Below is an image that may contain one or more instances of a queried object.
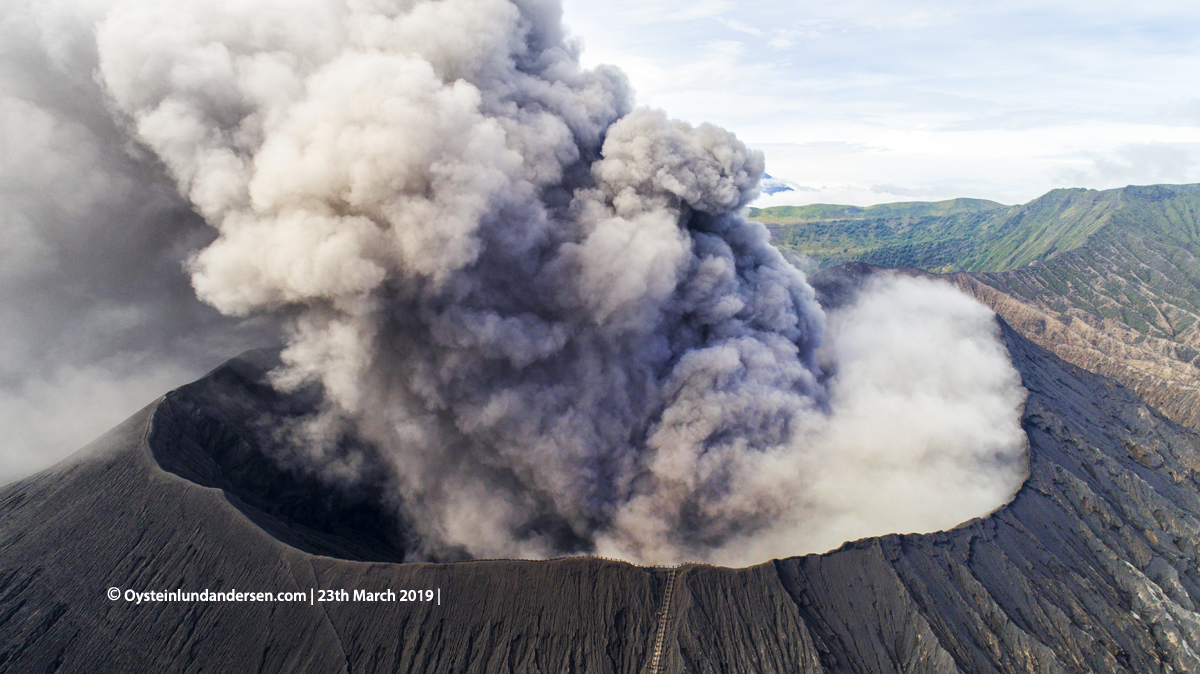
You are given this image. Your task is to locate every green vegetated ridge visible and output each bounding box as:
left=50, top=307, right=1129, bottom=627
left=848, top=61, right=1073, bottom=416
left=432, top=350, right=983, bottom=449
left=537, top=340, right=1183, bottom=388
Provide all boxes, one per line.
left=973, top=185, right=1200, bottom=355
left=752, top=184, right=1200, bottom=274
left=747, top=197, right=1006, bottom=227
left=755, top=181, right=1200, bottom=360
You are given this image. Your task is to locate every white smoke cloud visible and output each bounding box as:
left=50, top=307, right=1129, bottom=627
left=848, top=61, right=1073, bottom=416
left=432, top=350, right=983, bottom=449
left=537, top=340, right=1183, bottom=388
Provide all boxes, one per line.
left=698, top=275, right=1027, bottom=565
left=2, top=0, right=1029, bottom=564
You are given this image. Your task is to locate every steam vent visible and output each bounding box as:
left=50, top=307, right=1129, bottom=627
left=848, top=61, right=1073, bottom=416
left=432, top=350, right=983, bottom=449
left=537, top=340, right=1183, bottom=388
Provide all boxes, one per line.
left=4, top=287, right=1200, bottom=672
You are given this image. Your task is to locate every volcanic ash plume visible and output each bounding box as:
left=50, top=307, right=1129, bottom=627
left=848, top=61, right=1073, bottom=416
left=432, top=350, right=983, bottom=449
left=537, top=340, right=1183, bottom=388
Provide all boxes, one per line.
left=73, top=0, right=1028, bottom=563
left=0, top=0, right=276, bottom=482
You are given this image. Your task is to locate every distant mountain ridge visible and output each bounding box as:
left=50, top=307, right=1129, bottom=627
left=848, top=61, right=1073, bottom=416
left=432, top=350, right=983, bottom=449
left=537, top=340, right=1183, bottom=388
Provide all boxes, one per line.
left=759, top=173, right=796, bottom=195
left=756, top=183, right=1200, bottom=432
left=753, top=184, right=1200, bottom=273
left=749, top=197, right=1005, bottom=226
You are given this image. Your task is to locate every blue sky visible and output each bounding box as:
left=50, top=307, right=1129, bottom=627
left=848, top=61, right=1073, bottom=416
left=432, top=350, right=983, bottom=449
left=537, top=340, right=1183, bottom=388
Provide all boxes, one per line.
left=561, top=0, right=1200, bottom=206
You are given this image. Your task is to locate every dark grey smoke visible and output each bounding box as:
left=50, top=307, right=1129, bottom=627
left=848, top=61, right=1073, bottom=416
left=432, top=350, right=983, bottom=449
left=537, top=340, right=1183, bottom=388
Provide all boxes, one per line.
left=1, top=0, right=1028, bottom=564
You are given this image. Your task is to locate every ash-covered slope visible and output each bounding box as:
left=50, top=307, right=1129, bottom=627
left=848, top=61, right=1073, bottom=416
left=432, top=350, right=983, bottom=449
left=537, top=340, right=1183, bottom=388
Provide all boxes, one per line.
left=3, top=321, right=1200, bottom=673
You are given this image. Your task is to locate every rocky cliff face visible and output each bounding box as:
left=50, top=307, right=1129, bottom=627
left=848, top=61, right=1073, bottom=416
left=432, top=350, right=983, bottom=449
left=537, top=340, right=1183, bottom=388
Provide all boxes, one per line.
left=948, top=271, right=1200, bottom=434
left=3, top=320, right=1200, bottom=673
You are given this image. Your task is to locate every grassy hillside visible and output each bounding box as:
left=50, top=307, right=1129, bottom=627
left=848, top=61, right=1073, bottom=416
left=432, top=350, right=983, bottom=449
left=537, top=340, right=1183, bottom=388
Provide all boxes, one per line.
left=758, top=204, right=999, bottom=272
left=970, top=189, right=1200, bottom=346
left=754, top=184, right=1200, bottom=273
left=761, top=183, right=1200, bottom=431
left=747, top=197, right=1005, bottom=224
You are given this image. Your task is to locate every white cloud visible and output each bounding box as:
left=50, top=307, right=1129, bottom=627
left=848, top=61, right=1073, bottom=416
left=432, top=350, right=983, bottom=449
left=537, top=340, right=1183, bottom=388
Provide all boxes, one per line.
left=1058, top=142, right=1200, bottom=188
left=718, top=17, right=764, bottom=36
left=563, top=0, right=1200, bottom=206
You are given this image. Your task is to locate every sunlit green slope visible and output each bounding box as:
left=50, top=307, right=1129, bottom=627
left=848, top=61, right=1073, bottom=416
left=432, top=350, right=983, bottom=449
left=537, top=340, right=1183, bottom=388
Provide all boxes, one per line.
left=755, top=183, right=1200, bottom=430
left=752, top=184, right=1200, bottom=274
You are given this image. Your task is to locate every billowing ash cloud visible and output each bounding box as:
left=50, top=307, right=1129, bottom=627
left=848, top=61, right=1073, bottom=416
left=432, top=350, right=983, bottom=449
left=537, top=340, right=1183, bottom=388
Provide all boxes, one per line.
left=2, top=0, right=1028, bottom=564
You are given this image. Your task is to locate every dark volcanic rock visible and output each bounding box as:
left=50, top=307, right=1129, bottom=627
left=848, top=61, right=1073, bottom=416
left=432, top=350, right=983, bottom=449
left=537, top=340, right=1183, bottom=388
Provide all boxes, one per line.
left=148, top=349, right=410, bottom=563
left=4, top=323, right=1200, bottom=673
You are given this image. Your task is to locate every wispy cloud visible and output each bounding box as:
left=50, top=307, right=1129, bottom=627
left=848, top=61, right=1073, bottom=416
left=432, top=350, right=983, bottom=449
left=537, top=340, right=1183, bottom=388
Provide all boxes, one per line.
left=1057, top=142, right=1200, bottom=187
left=718, top=17, right=764, bottom=36
left=563, top=0, right=1200, bottom=205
